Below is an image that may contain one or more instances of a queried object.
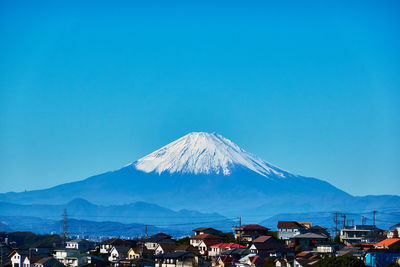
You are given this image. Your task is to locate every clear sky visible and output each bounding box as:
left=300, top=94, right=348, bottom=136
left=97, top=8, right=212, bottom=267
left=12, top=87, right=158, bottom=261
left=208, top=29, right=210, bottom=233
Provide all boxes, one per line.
left=0, top=0, right=399, bottom=196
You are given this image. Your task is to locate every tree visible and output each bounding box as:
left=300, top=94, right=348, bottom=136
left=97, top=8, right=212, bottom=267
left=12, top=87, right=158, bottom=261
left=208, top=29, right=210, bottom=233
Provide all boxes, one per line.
left=393, top=229, right=399, bottom=238
left=176, top=237, right=190, bottom=245
left=313, top=256, right=366, bottom=267
left=221, top=232, right=236, bottom=243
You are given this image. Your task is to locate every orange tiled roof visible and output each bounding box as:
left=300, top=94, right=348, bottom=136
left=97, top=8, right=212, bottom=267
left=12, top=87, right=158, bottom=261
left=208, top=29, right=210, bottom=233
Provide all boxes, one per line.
left=375, top=238, right=400, bottom=247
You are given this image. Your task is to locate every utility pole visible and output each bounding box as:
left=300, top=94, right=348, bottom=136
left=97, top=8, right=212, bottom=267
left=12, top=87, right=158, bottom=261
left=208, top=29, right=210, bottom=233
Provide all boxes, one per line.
left=372, top=211, right=377, bottom=229
left=333, top=212, right=339, bottom=238
left=62, top=209, right=68, bottom=246
left=145, top=225, right=148, bottom=238
left=342, top=214, right=346, bottom=228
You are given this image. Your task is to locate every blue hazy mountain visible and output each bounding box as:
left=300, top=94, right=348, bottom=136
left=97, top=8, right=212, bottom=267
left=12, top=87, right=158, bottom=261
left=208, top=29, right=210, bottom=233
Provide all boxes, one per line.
left=1, top=132, right=399, bottom=219
left=0, top=199, right=234, bottom=233
left=0, top=215, right=184, bottom=237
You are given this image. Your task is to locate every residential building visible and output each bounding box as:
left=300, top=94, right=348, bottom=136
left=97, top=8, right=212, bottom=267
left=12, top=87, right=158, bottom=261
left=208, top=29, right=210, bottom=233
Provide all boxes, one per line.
left=10, top=250, right=48, bottom=267
left=237, top=254, right=264, bottom=267
left=365, top=250, right=400, bottom=267
left=53, top=249, right=88, bottom=267
left=387, top=223, right=400, bottom=238
left=340, top=225, right=377, bottom=246
left=109, top=246, right=132, bottom=263
left=233, top=224, right=270, bottom=243
left=197, top=240, right=220, bottom=256
left=65, top=239, right=93, bottom=252
left=291, top=233, right=328, bottom=251
left=144, top=234, right=174, bottom=251
left=277, top=221, right=305, bottom=240
left=34, top=257, right=64, bottom=267
left=189, top=234, right=222, bottom=248
left=209, top=243, right=246, bottom=258
left=154, top=251, right=197, bottom=267
left=154, top=244, right=176, bottom=255
left=192, top=227, right=222, bottom=236
left=251, top=235, right=278, bottom=244
left=374, top=238, right=400, bottom=249
left=314, top=242, right=344, bottom=254
left=100, top=238, right=136, bottom=254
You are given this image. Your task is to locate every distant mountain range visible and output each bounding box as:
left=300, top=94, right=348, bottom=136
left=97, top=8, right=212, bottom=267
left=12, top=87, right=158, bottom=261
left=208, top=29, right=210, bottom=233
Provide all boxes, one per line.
left=0, top=216, right=182, bottom=238
left=1, top=132, right=399, bottom=235
left=0, top=198, right=234, bottom=234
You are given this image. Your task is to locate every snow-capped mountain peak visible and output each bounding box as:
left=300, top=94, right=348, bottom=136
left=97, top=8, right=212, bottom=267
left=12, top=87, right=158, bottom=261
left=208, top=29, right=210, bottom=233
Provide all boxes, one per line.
left=133, top=132, right=294, bottom=178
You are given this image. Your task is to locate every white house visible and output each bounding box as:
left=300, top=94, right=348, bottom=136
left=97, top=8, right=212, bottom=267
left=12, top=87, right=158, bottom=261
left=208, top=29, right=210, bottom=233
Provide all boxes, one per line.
left=277, top=221, right=305, bottom=240
left=66, top=239, right=93, bottom=252
left=53, top=249, right=87, bottom=267
left=108, top=246, right=131, bottom=263
left=154, top=244, right=177, bottom=255
left=10, top=250, right=45, bottom=267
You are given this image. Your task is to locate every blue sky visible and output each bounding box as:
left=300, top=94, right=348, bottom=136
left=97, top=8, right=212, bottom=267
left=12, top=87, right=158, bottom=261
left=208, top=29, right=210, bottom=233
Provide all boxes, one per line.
left=0, top=0, right=399, bottom=196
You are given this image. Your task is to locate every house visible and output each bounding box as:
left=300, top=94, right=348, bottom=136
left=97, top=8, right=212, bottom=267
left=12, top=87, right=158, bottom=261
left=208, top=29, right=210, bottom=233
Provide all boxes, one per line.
left=9, top=250, right=48, bottom=267
left=154, top=251, right=197, bottom=267
left=277, top=221, right=305, bottom=240
left=154, top=244, right=177, bottom=255
left=192, top=227, right=222, bottom=236
left=374, top=238, right=400, bottom=249
left=335, top=246, right=363, bottom=259
left=100, top=239, right=137, bottom=254
left=144, top=234, right=175, bottom=251
left=198, top=240, right=220, bottom=256
left=387, top=223, right=400, bottom=238
left=127, top=247, right=152, bottom=260
left=298, top=222, right=312, bottom=229
left=291, top=233, right=328, bottom=251
left=189, top=234, right=222, bottom=248
left=220, top=247, right=250, bottom=260
left=53, top=249, right=88, bottom=267
left=233, top=224, right=270, bottom=243
left=238, top=254, right=264, bottom=267
left=65, top=239, right=93, bottom=252
left=293, top=252, right=320, bottom=267
left=209, top=243, right=246, bottom=258
left=174, top=245, right=198, bottom=253
left=274, top=258, right=293, bottom=267
left=118, top=258, right=155, bottom=267
left=249, top=243, right=292, bottom=259
left=307, top=226, right=329, bottom=238
left=213, top=255, right=238, bottom=267
left=251, top=235, right=278, bottom=244
left=365, top=250, right=400, bottom=267
left=314, top=242, right=344, bottom=254
left=34, top=257, right=64, bottom=267
left=340, top=225, right=377, bottom=246
left=109, top=246, right=132, bottom=262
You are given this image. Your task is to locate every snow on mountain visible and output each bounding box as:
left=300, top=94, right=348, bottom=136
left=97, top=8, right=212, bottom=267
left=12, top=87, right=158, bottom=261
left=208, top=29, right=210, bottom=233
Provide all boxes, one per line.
left=134, top=132, right=295, bottom=178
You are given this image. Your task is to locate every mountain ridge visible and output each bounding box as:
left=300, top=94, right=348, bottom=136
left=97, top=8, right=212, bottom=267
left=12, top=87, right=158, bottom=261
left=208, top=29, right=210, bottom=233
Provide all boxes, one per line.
left=0, top=132, right=399, bottom=220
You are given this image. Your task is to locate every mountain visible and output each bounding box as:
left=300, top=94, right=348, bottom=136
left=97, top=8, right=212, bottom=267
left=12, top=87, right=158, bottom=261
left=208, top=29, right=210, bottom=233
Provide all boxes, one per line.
left=0, top=198, right=234, bottom=233
left=0, top=216, right=182, bottom=238
left=1, top=132, right=399, bottom=219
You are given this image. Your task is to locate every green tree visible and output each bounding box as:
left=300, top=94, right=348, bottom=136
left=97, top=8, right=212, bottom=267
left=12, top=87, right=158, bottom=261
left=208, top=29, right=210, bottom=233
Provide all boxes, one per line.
left=334, top=234, right=341, bottom=243
left=393, top=229, right=399, bottom=238
left=221, top=232, right=236, bottom=243
left=176, top=237, right=190, bottom=245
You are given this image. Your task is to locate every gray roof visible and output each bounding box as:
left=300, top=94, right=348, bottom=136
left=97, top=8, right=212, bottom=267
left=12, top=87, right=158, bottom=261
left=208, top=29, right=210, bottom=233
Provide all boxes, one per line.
left=294, top=232, right=327, bottom=239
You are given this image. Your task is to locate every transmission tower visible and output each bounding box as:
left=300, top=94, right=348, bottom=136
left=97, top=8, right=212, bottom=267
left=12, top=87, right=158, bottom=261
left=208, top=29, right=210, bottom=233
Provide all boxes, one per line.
left=62, top=209, right=68, bottom=245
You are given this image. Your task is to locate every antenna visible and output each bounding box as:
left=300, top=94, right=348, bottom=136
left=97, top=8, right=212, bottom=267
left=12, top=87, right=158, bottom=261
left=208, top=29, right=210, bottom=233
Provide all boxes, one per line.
left=62, top=209, right=68, bottom=245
